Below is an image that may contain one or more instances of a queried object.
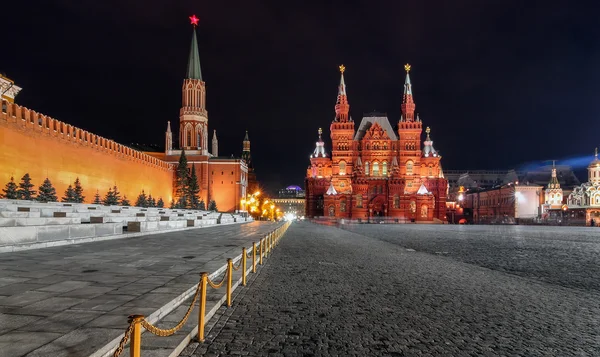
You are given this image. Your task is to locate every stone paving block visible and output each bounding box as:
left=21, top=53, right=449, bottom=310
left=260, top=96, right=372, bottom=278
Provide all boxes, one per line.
left=0, top=277, right=30, bottom=287
left=0, top=290, right=56, bottom=307
left=37, top=280, right=91, bottom=293
left=17, top=310, right=103, bottom=333
left=25, top=327, right=123, bottom=357
left=0, top=330, right=62, bottom=356
left=18, top=297, right=87, bottom=317
left=0, top=282, right=47, bottom=296
left=0, top=313, right=42, bottom=334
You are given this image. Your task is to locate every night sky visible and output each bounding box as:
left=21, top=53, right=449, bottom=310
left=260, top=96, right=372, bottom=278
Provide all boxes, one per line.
left=4, top=1, right=600, bottom=194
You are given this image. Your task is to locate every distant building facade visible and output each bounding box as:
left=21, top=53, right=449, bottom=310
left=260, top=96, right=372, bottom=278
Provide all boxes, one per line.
left=272, top=185, right=306, bottom=217
left=305, top=65, right=447, bottom=222
left=566, top=149, right=600, bottom=225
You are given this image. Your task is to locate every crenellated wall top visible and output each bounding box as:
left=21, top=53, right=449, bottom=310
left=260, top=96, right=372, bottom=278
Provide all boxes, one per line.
left=0, top=100, right=174, bottom=172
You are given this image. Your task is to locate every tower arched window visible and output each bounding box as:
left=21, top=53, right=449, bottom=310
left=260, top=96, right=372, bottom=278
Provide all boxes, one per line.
left=372, top=162, right=379, bottom=176
left=428, top=166, right=433, bottom=177
left=187, top=131, right=192, bottom=147
left=382, top=162, right=388, bottom=176
left=393, top=195, right=400, bottom=208
left=356, top=194, right=363, bottom=207
left=365, top=162, right=370, bottom=176
left=406, top=160, right=414, bottom=175
left=339, top=161, right=346, bottom=175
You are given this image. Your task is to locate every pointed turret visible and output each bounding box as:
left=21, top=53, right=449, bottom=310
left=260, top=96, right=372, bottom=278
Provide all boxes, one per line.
left=546, top=160, right=564, bottom=207
left=588, top=148, right=600, bottom=185
left=212, top=130, right=218, bottom=157
left=401, top=63, right=416, bottom=122
left=311, top=128, right=327, bottom=158
left=548, top=161, right=560, bottom=189
left=422, top=127, right=438, bottom=157
left=186, top=20, right=203, bottom=80
left=165, top=121, right=173, bottom=153
left=334, top=65, right=350, bottom=122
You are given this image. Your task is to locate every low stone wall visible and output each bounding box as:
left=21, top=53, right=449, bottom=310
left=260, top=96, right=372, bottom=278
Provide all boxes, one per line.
left=0, top=222, right=122, bottom=251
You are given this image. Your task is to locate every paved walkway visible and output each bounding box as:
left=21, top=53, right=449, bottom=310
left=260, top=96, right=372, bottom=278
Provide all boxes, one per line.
left=0, top=221, right=278, bottom=357
left=184, top=222, right=600, bottom=356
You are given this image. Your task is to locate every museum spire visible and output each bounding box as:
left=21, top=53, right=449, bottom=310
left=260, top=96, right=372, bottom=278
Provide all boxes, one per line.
left=186, top=15, right=203, bottom=80
left=401, top=64, right=416, bottom=122
left=335, top=65, right=350, bottom=122
left=422, top=127, right=438, bottom=158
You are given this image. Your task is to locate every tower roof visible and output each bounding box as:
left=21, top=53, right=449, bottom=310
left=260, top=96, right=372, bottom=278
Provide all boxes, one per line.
left=212, top=130, right=218, bottom=141
left=548, top=160, right=560, bottom=188
left=589, top=148, right=600, bottom=169
left=403, top=63, right=413, bottom=96
left=338, top=65, right=347, bottom=96
left=244, top=130, right=249, bottom=142
left=311, top=128, right=327, bottom=158
left=186, top=26, right=203, bottom=80
left=422, top=127, right=438, bottom=157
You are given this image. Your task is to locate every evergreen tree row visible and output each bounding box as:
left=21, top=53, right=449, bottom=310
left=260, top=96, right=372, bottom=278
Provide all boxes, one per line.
left=173, top=150, right=218, bottom=211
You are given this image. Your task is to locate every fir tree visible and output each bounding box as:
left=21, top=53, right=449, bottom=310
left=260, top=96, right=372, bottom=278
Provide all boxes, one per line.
left=37, top=177, right=58, bottom=202
left=1, top=176, right=19, bottom=199
left=147, top=194, right=156, bottom=208
left=187, top=164, right=200, bottom=209
left=169, top=200, right=175, bottom=209
left=62, top=185, right=76, bottom=203
left=103, top=187, right=114, bottom=205
left=17, top=173, right=36, bottom=200
left=93, top=190, right=102, bottom=204
left=120, top=195, right=130, bottom=206
left=157, top=197, right=164, bottom=208
left=135, top=190, right=148, bottom=207
left=208, top=199, right=217, bottom=212
left=112, top=185, right=121, bottom=204
left=74, top=177, right=85, bottom=203
left=176, top=150, right=188, bottom=208
left=199, top=199, right=206, bottom=211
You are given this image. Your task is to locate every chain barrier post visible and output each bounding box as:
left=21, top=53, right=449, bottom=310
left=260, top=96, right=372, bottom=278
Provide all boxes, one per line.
left=242, top=247, right=247, bottom=286
left=128, top=314, right=144, bottom=357
left=198, top=272, right=208, bottom=342
left=226, top=258, right=233, bottom=307
left=252, top=242, right=257, bottom=273
left=259, top=238, right=264, bottom=265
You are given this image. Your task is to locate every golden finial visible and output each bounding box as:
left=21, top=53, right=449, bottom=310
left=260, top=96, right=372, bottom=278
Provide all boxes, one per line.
left=404, top=63, right=411, bottom=73
left=339, top=64, right=345, bottom=74
left=426, top=126, right=430, bottom=134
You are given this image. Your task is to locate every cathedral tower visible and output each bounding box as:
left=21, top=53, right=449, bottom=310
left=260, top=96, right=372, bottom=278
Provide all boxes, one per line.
left=545, top=160, right=563, bottom=208
left=179, top=16, right=209, bottom=154
left=330, top=65, right=355, bottom=184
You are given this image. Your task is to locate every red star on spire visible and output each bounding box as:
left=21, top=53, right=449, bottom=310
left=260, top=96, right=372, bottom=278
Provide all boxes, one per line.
left=189, top=15, right=199, bottom=26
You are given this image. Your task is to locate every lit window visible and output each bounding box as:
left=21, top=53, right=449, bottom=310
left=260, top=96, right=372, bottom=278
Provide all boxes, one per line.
left=373, top=162, right=379, bottom=176
left=356, top=195, right=363, bottom=207
left=339, top=161, right=346, bottom=175
left=365, top=162, right=370, bottom=176
left=382, top=162, right=387, bottom=176
left=406, top=160, right=414, bottom=175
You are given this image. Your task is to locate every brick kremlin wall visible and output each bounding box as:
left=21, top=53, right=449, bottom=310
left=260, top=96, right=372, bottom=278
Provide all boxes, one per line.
left=0, top=100, right=174, bottom=203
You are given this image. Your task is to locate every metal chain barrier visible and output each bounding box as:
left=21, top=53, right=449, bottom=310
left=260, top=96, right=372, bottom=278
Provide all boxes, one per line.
left=112, top=221, right=292, bottom=357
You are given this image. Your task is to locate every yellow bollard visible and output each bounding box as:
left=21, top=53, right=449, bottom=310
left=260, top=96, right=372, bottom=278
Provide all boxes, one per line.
left=252, top=242, right=257, bottom=273
left=198, top=272, right=208, bottom=342
left=259, top=239, right=264, bottom=265
left=242, top=247, right=247, bottom=286
left=128, top=314, right=144, bottom=357
left=226, top=258, right=233, bottom=307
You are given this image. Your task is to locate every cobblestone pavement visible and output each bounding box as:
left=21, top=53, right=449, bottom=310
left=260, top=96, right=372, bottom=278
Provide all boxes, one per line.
left=342, top=224, right=600, bottom=293
left=186, top=222, right=600, bottom=357
left=0, top=221, right=277, bottom=357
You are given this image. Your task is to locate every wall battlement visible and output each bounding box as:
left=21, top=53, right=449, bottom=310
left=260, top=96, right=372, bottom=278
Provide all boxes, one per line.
left=1, top=100, right=173, bottom=172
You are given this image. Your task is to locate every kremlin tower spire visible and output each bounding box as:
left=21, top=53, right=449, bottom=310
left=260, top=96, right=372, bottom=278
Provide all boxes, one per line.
left=165, top=121, right=173, bottom=153
left=335, top=65, right=350, bottom=123
left=212, top=130, right=218, bottom=157
left=401, top=64, right=416, bottom=122
left=179, top=15, right=208, bottom=154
